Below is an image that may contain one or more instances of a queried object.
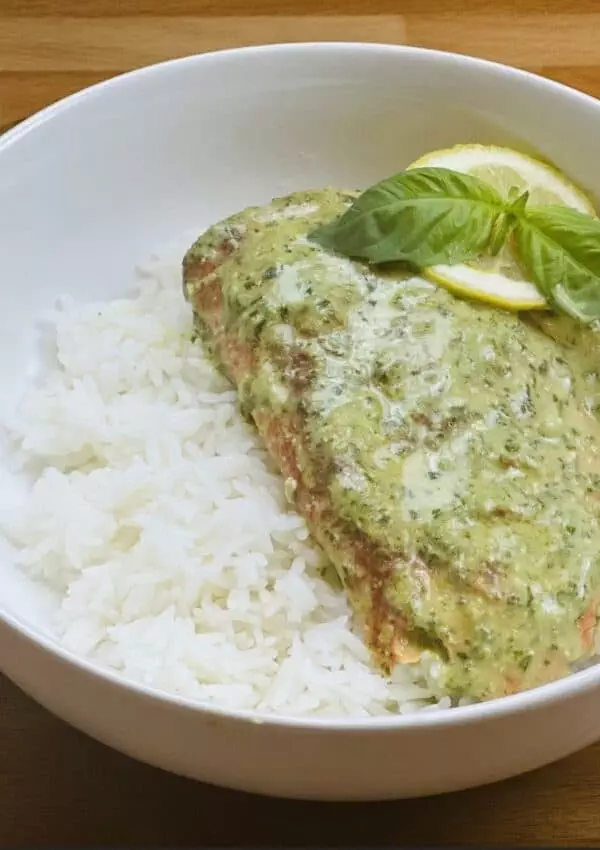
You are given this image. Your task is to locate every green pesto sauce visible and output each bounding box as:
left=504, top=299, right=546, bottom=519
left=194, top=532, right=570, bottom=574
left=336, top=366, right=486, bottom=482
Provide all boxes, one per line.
left=185, top=189, right=600, bottom=701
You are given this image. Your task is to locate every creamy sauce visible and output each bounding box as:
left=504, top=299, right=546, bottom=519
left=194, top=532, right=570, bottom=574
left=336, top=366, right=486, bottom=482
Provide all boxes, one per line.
left=184, top=189, right=600, bottom=700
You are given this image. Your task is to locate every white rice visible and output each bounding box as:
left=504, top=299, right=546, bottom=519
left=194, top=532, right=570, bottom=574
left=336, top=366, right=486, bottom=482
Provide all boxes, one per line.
left=1, top=235, right=450, bottom=718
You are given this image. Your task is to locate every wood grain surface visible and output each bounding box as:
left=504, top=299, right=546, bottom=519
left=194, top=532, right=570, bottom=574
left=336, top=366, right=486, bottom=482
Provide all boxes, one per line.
left=4, top=0, right=600, bottom=845
left=3, top=0, right=600, bottom=127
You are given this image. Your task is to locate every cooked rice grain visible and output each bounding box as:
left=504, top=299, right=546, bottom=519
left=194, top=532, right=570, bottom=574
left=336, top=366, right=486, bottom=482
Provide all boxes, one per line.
left=1, top=236, right=446, bottom=717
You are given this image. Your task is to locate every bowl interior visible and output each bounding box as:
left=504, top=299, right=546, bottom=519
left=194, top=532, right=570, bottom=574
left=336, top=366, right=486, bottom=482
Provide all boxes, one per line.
left=2, top=42, right=600, bottom=642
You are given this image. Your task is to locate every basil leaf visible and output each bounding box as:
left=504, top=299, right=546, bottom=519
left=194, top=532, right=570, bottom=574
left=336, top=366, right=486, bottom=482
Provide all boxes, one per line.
left=514, top=206, right=600, bottom=323
left=310, top=167, right=508, bottom=266
left=489, top=211, right=514, bottom=256
left=507, top=190, right=529, bottom=216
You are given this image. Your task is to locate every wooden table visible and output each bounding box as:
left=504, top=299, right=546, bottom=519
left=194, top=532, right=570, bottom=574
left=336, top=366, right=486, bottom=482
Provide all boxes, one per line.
left=3, top=0, right=600, bottom=844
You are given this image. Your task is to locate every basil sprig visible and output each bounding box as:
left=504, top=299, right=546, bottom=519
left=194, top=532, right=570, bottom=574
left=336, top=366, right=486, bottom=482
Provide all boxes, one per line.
left=310, top=167, right=600, bottom=323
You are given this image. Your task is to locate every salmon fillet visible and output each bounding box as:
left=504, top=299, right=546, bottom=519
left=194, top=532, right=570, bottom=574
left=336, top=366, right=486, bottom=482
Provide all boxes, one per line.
left=183, top=188, right=600, bottom=701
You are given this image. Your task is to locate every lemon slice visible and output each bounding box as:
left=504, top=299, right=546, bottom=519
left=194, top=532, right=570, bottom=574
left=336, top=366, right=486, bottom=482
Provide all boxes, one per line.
left=407, top=144, right=596, bottom=311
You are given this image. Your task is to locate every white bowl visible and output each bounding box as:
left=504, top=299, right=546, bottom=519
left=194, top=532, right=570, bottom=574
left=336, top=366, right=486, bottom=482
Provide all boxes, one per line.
left=2, top=43, right=600, bottom=802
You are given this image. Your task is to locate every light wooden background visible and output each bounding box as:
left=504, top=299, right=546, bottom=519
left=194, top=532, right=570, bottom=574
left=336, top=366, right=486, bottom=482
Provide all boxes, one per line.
left=3, top=0, right=600, bottom=845
left=2, top=0, right=600, bottom=127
